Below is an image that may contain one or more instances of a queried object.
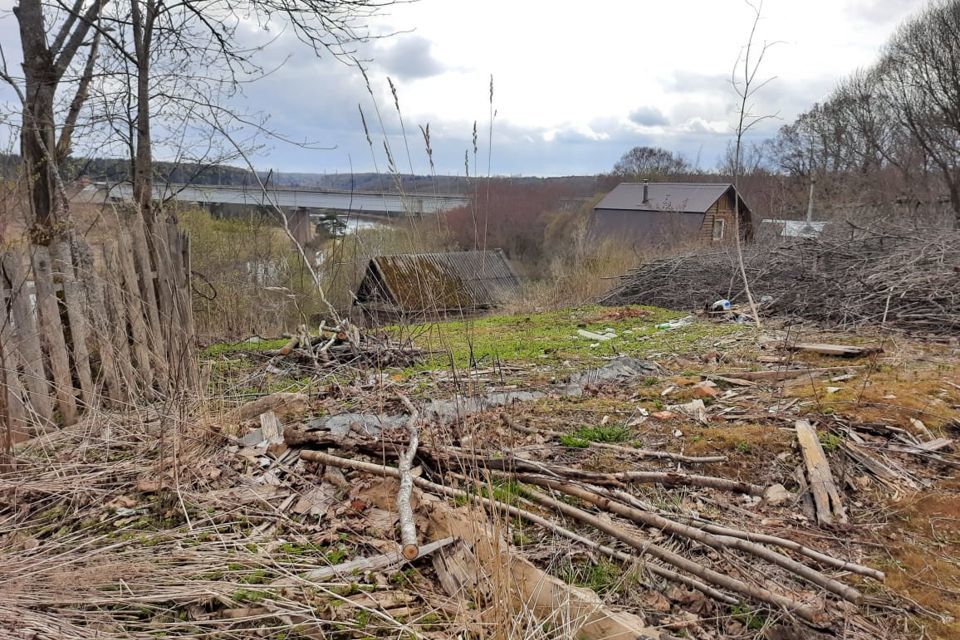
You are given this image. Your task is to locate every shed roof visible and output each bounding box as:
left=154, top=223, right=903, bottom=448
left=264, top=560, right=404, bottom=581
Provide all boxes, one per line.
left=358, top=249, right=520, bottom=313
left=595, top=182, right=736, bottom=214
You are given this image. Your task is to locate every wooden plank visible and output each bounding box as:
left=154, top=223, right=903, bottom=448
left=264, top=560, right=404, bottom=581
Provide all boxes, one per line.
left=86, top=264, right=124, bottom=404
left=72, top=238, right=123, bottom=405
left=126, top=215, right=166, bottom=385
left=150, top=225, right=177, bottom=387
left=431, top=538, right=480, bottom=598
left=31, top=245, right=78, bottom=425
left=0, top=277, right=28, bottom=443
left=164, top=223, right=193, bottom=388
left=914, top=437, right=953, bottom=452
left=718, top=366, right=862, bottom=382
left=101, top=243, right=139, bottom=397
left=787, top=343, right=882, bottom=358
left=180, top=231, right=198, bottom=389
left=795, top=420, right=847, bottom=526
left=1, top=248, right=54, bottom=424
left=115, top=231, right=155, bottom=390
left=841, top=442, right=920, bottom=490
left=49, top=239, right=94, bottom=407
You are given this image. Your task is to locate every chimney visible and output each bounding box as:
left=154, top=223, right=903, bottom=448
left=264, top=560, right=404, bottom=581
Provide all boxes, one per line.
left=642, top=179, right=649, bottom=204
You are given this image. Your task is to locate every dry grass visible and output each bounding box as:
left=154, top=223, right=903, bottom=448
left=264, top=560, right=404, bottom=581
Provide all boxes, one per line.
left=4, top=307, right=960, bottom=639
left=0, top=406, right=436, bottom=639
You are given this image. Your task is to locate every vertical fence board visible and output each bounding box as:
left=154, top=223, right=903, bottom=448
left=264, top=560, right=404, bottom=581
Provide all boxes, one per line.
left=148, top=223, right=176, bottom=387
left=1, top=218, right=196, bottom=428
left=101, top=244, right=138, bottom=396
left=0, top=275, right=28, bottom=443
left=74, top=238, right=124, bottom=406
left=166, top=224, right=197, bottom=390
left=127, top=215, right=167, bottom=386
left=0, top=248, right=53, bottom=424
left=180, top=231, right=198, bottom=389
left=116, top=231, right=155, bottom=390
left=50, top=240, right=95, bottom=406
left=31, top=245, right=78, bottom=425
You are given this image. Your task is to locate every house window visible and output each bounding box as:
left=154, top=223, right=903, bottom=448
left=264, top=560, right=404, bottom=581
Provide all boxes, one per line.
left=712, top=219, right=725, bottom=241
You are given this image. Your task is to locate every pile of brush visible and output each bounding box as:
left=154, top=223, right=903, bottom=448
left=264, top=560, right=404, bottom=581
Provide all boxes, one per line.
left=265, top=321, right=422, bottom=374
left=601, top=224, right=960, bottom=336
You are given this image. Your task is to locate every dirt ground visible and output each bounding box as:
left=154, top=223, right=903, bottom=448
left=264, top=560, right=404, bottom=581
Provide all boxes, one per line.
left=2, top=307, right=958, bottom=639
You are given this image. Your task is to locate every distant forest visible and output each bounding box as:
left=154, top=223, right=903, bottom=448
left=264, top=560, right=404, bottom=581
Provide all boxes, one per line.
left=0, top=153, right=609, bottom=196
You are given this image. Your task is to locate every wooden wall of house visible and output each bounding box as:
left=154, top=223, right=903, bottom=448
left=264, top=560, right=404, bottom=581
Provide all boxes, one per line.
left=698, top=191, right=737, bottom=245
left=591, top=209, right=704, bottom=249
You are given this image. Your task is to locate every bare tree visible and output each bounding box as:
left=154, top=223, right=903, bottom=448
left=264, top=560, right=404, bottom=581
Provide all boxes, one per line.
left=5, top=0, right=392, bottom=237
left=730, top=0, right=778, bottom=328
left=1, top=0, right=106, bottom=237
left=772, top=0, right=960, bottom=227
left=882, top=0, right=960, bottom=227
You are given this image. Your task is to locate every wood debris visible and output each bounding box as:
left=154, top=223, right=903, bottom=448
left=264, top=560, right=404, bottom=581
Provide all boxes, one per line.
left=601, top=225, right=960, bottom=336
left=786, top=342, right=883, bottom=357
left=795, top=420, right=848, bottom=526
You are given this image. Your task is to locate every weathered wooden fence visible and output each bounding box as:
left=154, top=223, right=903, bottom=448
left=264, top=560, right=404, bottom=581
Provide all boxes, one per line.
left=0, top=218, right=196, bottom=445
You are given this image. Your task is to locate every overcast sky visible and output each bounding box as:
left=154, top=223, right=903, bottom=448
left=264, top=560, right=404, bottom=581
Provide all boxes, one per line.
left=0, top=0, right=928, bottom=176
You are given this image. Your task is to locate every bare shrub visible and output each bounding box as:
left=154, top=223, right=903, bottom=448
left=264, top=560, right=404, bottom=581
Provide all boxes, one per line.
left=444, top=179, right=569, bottom=263
left=180, top=208, right=311, bottom=339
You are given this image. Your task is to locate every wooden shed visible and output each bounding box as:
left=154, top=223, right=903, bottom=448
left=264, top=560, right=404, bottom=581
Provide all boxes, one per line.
left=353, top=249, right=521, bottom=324
left=592, top=182, right=753, bottom=249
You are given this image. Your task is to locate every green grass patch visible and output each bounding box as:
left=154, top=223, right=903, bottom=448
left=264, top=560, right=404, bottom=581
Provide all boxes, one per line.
left=560, top=424, right=632, bottom=447
left=202, top=337, right=290, bottom=358
left=232, top=588, right=268, bottom=603
left=391, top=306, right=746, bottom=379
left=571, top=425, right=631, bottom=443
left=452, top=479, right=526, bottom=505
left=732, top=603, right=767, bottom=630
left=559, top=434, right=590, bottom=448
left=562, top=560, right=624, bottom=596
left=819, top=431, right=843, bottom=452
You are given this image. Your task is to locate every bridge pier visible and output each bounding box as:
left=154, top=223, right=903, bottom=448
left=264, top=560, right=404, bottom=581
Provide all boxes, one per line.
left=290, top=208, right=315, bottom=245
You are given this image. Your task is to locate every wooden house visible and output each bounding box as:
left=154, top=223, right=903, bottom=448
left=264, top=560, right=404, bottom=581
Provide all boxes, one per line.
left=592, top=182, right=754, bottom=248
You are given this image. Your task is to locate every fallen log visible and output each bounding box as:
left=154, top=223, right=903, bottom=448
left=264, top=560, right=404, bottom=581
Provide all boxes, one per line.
left=282, top=425, right=353, bottom=448
left=651, top=506, right=884, bottom=581
left=396, top=395, right=421, bottom=560
left=605, top=488, right=881, bottom=579
left=562, top=468, right=766, bottom=496
left=425, top=449, right=765, bottom=495
left=442, top=471, right=739, bottom=605
left=229, top=392, right=310, bottom=422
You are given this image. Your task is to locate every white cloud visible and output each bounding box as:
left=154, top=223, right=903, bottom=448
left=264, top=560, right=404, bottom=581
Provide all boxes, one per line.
left=373, top=35, right=446, bottom=80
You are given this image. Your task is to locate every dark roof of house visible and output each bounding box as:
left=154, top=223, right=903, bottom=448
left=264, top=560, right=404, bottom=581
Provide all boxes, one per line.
left=357, top=249, right=520, bottom=312
left=595, top=182, right=737, bottom=214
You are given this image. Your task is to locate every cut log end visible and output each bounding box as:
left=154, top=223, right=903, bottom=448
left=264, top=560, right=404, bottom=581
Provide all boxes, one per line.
left=401, top=543, right=419, bottom=561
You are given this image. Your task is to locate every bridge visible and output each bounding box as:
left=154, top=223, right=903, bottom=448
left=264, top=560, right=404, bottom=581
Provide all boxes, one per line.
left=82, top=182, right=471, bottom=217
